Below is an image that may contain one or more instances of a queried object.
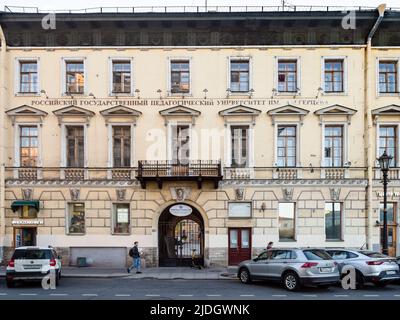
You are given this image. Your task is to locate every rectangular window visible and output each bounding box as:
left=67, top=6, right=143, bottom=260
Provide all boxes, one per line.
left=277, top=126, right=296, bottom=167
left=68, top=203, right=85, bottom=234
left=228, top=202, right=252, bottom=218
left=324, top=59, right=344, bottom=93
left=379, top=202, right=395, bottom=223
left=325, top=202, right=342, bottom=241
left=171, top=125, right=190, bottom=164
left=19, top=61, right=38, bottom=93
left=279, top=203, right=295, bottom=241
left=112, top=60, right=131, bottom=94
left=324, top=126, right=343, bottom=167
left=113, top=203, right=130, bottom=234
left=113, top=126, right=131, bottom=167
left=18, top=205, right=38, bottom=219
left=65, top=60, right=84, bottom=94
left=231, top=125, right=249, bottom=168
left=379, top=61, right=398, bottom=93
left=379, top=126, right=397, bottom=167
left=170, top=60, right=190, bottom=94
left=230, top=60, right=249, bottom=93
left=278, top=60, right=297, bottom=92
left=20, top=126, right=38, bottom=167
left=66, top=126, right=84, bottom=167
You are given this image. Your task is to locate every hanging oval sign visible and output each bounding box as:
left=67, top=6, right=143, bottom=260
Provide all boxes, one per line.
left=169, top=204, right=192, bottom=217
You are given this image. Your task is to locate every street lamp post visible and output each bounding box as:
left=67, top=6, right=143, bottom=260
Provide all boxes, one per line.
left=378, top=151, right=392, bottom=256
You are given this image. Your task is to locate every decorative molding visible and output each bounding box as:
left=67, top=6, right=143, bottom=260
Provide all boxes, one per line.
left=314, top=104, right=357, bottom=125
left=53, top=105, right=95, bottom=125
left=282, top=187, right=294, bottom=201
left=69, top=188, right=80, bottom=201
left=159, top=105, right=201, bottom=126
left=234, top=187, right=245, bottom=200
left=372, top=104, right=400, bottom=125
left=6, top=105, right=48, bottom=125
left=170, top=187, right=191, bottom=202
left=100, top=105, right=142, bottom=125
left=21, top=188, right=33, bottom=200
left=267, top=104, right=309, bottom=125
left=6, top=179, right=141, bottom=187
left=329, top=187, right=341, bottom=201
left=116, top=189, right=127, bottom=201
left=219, top=105, right=261, bottom=126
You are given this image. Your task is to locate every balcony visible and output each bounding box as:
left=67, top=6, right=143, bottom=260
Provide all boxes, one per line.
left=136, top=160, right=222, bottom=189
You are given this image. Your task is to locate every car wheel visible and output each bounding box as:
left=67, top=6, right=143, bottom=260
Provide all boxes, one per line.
left=6, top=280, right=15, bottom=288
left=356, top=271, right=365, bottom=289
left=373, top=281, right=388, bottom=288
left=239, top=268, right=252, bottom=284
left=283, top=272, right=301, bottom=291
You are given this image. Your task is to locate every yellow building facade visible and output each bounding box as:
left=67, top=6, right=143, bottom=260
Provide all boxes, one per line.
left=0, top=6, right=399, bottom=267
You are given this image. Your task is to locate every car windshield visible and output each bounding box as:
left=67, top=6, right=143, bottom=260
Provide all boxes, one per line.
left=12, top=249, right=53, bottom=260
left=360, top=251, right=387, bottom=258
left=303, top=249, right=332, bottom=260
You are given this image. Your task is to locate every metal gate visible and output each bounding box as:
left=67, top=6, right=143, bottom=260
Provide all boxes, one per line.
left=159, top=218, right=204, bottom=267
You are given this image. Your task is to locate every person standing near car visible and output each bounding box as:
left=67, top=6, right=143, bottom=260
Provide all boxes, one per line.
left=266, top=241, right=273, bottom=250
left=127, top=241, right=142, bottom=274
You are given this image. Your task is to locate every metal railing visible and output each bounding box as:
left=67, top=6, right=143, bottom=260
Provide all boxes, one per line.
left=3, top=5, right=400, bottom=14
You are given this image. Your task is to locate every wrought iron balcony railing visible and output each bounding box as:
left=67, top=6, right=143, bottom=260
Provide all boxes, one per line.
left=136, top=160, right=222, bottom=189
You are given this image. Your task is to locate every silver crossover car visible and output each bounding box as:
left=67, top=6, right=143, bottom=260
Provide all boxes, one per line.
left=237, top=248, right=340, bottom=291
left=326, top=249, right=400, bottom=288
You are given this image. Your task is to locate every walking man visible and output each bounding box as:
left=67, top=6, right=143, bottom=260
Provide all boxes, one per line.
left=127, top=241, right=142, bottom=274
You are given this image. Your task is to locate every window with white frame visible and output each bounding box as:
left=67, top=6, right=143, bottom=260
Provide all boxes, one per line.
left=19, top=125, right=38, bottom=167
left=68, top=202, right=85, bottom=234
left=64, top=60, right=85, bottom=94
left=379, top=60, right=398, bottom=94
left=378, top=125, right=397, bottom=167
left=324, top=125, right=343, bottom=167
left=230, top=59, right=250, bottom=93
left=278, top=59, right=298, bottom=93
left=113, top=203, right=130, bottom=234
left=170, top=60, right=190, bottom=94
left=66, top=126, right=85, bottom=167
left=17, top=59, right=39, bottom=94
left=277, top=125, right=296, bottom=167
left=278, top=202, right=295, bottom=241
left=325, top=202, right=342, bottom=241
left=231, top=125, right=249, bottom=168
left=111, top=60, right=132, bottom=94
left=113, top=126, right=131, bottom=167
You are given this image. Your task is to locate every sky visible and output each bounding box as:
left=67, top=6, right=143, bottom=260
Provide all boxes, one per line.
left=0, top=0, right=399, bottom=11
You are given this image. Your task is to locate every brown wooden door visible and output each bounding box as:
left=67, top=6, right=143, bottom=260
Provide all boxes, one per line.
left=381, top=225, right=397, bottom=257
left=228, top=228, right=251, bottom=265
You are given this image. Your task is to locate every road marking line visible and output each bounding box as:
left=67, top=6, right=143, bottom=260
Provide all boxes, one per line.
left=302, top=295, right=317, bottom=297
left=394, top=295, right=400, bottom=297
left=207, top=294, right=222, bottom=297
left=334, top=295, right=349, bottom=297
left=146, top=294, right=160, bottom=297
left=0, top=293, right=7, bottom=296
left=115, top=294, right=131, bottom=297
left=19, top=293, right=37, bottom=296
left=82, top=294, right=98, bottom=296
left=364, top=295, right=379, bottom=297
left=240, top=294, right=255, bottom=297
left=272, top=294, right=287, bottom=297
left=179, top=294, right=194, bottom=297
left=49, top=293, right=68, bottom=296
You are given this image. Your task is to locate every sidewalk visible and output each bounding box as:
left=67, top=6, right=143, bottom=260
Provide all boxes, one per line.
left=0, top=265, right=238, bottom=280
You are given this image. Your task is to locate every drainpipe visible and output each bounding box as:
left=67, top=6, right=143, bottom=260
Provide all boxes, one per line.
left=0, top=24, right=6, bottom=263
left=365, top=4, right=386, bottom=251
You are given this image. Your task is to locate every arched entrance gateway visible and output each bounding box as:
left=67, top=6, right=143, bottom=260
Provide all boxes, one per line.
left=158, top=203, right=204, bottom=267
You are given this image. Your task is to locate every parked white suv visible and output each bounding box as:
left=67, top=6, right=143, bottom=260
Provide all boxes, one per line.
left=6, top=246, right=62, bottom=288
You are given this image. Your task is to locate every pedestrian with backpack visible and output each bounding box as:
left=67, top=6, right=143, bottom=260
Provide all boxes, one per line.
left=127, top=241, right=142, bottom=274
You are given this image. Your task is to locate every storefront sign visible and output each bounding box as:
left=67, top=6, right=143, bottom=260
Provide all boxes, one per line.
left=169, top=204, right=192, bottom=217
left=12, top=219, right=44, bottom=226
left=228, top=202, right=252, bottom=218
left=376, top=192, right=400, bottom=198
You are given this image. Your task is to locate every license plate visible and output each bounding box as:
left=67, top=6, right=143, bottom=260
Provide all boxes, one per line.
left=23, top=265, right=41, bottom=270
left=387, top=271, right=397, bottom=275
left=320, top=267, right=332, bottom=273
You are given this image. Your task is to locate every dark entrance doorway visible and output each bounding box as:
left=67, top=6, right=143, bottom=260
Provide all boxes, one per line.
left=159, top=203, right=204, bottom=267
left=13, top=227, right=37, bottom=247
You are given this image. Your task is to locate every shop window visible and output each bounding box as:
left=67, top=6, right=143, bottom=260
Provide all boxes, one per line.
left=113, top=203, right=130, bottom=234
left=68, top=203, right=85, bottom=234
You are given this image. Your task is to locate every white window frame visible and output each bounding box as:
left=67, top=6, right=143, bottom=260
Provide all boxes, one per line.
left=324, top=202, right=344, bottom=242
left=225, top=123, right=254, bottom=168
left=60, top=123, right=88, bottom=168
left=375, top=122, right=400, bottom=167
left=376, top=57, right=400, bottom=97
left=61, top=57, right=87, bottom=96
left=107, top=123, right=135, bottom=168
left=321, top=122, right=349, bottom=167
left=66, top=202, right=86, bottom=235
left=227, top=56, right=252, bottom=96
left=278, top=202, right=297, bottom=242
left=167, top=57, right=193, bottom=96
left=274, top=122, right=301, bottom=167
left=166, top=122, right=194, bottom=162
left=14, top=123, right=43, bottom=167
left=14, top=57, right=40, bottom=96
left=111, top=203, right=131, bottom=235
left=274, top=56, right=301, bottom=96
left=108, top=57, right=134, bottom=96
left=321, top=56, right=348, bottom=96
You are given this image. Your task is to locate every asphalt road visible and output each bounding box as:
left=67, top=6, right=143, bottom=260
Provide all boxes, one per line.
left=0, top=278, right=400, bottom=300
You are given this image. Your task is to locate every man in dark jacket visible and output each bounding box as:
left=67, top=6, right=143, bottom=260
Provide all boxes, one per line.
left=127, top=241, right=142, bottom=274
